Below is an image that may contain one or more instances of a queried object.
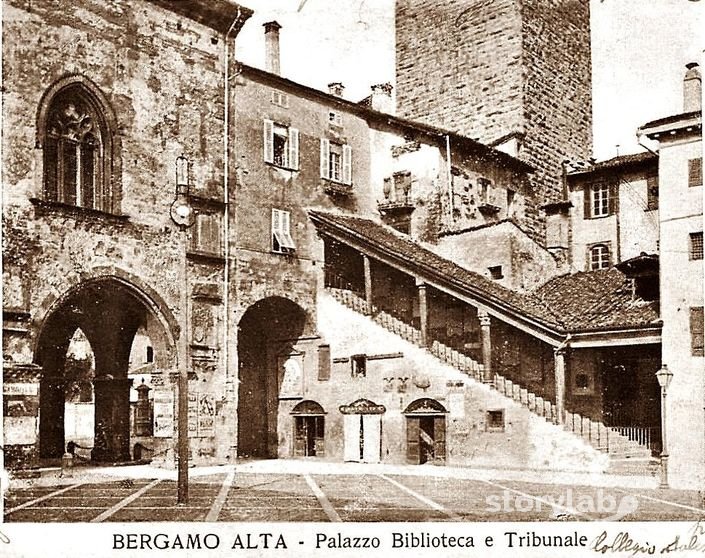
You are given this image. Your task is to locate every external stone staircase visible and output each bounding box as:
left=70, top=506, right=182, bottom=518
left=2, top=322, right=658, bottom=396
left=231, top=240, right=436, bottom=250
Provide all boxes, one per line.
left=328, top=287, right=659, bottom=475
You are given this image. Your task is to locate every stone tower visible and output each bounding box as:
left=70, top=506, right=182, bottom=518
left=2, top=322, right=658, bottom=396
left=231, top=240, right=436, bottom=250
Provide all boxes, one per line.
left=395, top=0, right=593, bottom=241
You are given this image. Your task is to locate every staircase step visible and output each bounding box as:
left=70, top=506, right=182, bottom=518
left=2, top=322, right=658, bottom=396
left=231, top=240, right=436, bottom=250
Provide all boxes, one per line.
left=329, top=287, right=657, bottom=462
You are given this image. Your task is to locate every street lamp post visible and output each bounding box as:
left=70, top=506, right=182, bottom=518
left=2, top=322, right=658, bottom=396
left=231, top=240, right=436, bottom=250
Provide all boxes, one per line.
left=170, top=155, right=195, bottom=504
left=655, top=364, right=674, bottom=489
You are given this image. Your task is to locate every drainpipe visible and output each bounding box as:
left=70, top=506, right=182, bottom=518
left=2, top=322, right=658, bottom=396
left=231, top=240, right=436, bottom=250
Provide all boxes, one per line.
left=223, top=7, right=242, bottom=461
left=445, top=134, right=452, bottom=228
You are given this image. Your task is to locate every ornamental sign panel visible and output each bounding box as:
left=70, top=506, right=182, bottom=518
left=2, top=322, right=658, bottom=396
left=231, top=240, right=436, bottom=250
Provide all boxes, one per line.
left=278, top=350, right=304, bottom=399
left=339, top=398, right=386, bottom=415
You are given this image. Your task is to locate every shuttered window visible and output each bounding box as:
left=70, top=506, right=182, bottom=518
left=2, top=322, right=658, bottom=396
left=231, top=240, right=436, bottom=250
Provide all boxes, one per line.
left=689, top=158, right=702, bottom=187
left=320, top=138, right=352, bottom=185
left=271, top=208, right=296, bottom=253
left=317, top=345, right=331, bottom=381
left=263, top=119, right=299, bottom=170
left=691, top=307, right=704, bottom=357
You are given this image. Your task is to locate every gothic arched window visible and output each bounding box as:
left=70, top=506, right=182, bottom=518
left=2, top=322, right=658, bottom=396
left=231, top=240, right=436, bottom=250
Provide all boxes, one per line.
left=40, top=80, right=118, bottom=213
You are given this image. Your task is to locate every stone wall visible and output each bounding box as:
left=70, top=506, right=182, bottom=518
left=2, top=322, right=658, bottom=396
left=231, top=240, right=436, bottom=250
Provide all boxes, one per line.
left=2, top=0, right=245, bottom=465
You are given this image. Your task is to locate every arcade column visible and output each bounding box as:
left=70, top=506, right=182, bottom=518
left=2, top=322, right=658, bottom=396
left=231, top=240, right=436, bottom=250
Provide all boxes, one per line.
left=92, top=377, right=133, bottom=462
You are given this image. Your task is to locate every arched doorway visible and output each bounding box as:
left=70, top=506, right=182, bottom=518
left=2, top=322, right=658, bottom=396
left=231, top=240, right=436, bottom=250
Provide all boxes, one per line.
left=339, top=399, right=386, bottom=463
left=237, top=297, right=309, bottom=459
left=404, top=398, right=447, bottom=465
left=35, top=277, right=175, bottom=462
left=291, top=400, right=325, bottom=457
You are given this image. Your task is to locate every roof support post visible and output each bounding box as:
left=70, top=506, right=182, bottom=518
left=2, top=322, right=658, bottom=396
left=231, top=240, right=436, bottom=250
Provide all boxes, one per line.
left=363, top=254, right=373, bottom=315
left=478, top=309, right=492, bottom=382
left=416, top=278, right=428, bottom=347
left=554, top=347, right=567, bottom=425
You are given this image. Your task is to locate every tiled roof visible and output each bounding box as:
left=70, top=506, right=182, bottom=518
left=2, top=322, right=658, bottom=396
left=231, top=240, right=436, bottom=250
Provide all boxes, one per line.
left=640, top=110, right=702, bottom=131
left=566, top=151, right=657, bottom=176
left=533, top=269, right=660, bottom=332
left=310, top=211, right=661, bottom=336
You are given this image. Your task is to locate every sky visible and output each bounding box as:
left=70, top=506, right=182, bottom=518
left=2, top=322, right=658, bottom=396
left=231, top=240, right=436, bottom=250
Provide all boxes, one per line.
left=235, top=0, right=703, bottom=161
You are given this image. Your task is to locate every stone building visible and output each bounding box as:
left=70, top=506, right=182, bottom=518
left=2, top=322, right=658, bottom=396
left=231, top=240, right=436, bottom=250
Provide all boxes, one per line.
left=638, top=63, right=703, bottom=489
left=2, top=0, right=682, bottom=480
left=2, top=0, right=253, bottom=467
left=395, top=0, right=593, bottom=241
left=562, top=153, right=660, bottom=272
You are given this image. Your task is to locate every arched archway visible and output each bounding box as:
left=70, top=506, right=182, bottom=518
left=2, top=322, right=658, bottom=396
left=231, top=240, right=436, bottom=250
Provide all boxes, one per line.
left=237, top=297, right=310, bottom=459
left=35, top=277, right=176, bottom=462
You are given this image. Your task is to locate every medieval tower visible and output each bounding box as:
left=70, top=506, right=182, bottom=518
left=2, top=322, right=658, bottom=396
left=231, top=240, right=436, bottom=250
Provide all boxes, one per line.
left=395, top=0, right=593, bottom=241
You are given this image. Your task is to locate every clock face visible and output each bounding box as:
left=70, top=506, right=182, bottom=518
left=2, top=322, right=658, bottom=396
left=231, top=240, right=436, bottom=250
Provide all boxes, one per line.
left=170, top=199, right=195, bottom=228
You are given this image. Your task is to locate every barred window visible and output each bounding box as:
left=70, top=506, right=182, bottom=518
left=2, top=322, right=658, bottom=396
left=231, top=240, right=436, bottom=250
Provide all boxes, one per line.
left=690, top=232, right=703, bottom=260
left=589, top=244, right=610, bottom=270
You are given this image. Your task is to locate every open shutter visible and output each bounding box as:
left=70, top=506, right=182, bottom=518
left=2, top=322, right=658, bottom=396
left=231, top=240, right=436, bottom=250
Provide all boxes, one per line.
left=271, top=208, right=280, bottom=251
left=609, top=182, right=619, bottom=215
left=288, top=128, right=299, bottom=170
left=320, top=138, right=330, bottom=179
left=583, top=184, right=592, bottom=219
left=317, top=345, right=331, bottom=381
left=342, top=144, right=352, bottom=185
left=263, top=119, right=274, bottom=163
left=406, top=417, right=420, bottom=464
left=433, top=417, right=446, bottom=463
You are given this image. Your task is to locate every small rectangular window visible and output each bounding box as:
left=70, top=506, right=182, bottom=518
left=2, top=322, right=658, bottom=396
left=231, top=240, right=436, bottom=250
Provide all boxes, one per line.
left=271, top=208, right=296, bottom=253
left=646, top=175, right=659, bottom=210
left=488, top=265, right=504, bottom=280
left=691, top=307, right=704, bottom=357
left=486, top=409, right=504, bottom=431
left=321, top=140, right=352, bottom=185
left=688, top=158, right=702, bottom=187
left=690, top=232, right=704, bottom=260
left=351, top=354, right=367, bottom=378
left=589, top=243, right=611, bottom=270
left=477, top=177, right=492, bottom=203
left=506, top=188, right=515, bottom=210
left=328, top=111, right=342, bottom=127
left=329, top=142, right=342, bottom=182
left=271, top=91, right=289, bottom=108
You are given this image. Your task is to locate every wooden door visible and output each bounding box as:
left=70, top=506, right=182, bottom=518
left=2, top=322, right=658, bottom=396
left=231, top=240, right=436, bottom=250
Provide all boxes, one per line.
left=343, top=414, right=361, bottom=461
left=406, top=417, right=420, bottom=464
left=362, top=414, right=381, bottom=463
left=433, top=416, right=446, bottom=463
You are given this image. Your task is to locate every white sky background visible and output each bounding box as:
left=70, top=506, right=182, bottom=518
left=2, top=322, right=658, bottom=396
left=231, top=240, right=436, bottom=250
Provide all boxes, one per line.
left=236, top=0, right=703, bottom=161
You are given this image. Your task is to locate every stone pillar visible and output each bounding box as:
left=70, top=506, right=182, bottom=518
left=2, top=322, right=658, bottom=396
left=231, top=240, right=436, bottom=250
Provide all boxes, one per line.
left=39, top=378, right=67, bottom=458
left=417, top=279, right=428, bottom=346
left=478, top=309, right=492, bottom=380
left=554, top=348, right=566, bottom=425
left=92, top=377, right=133, bottom=462
left=363, top=254, right=373, bottom=314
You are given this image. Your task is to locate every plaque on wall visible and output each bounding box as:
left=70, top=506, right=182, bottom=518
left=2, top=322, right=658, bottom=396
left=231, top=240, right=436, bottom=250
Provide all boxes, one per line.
left=449, top=393, right=465, bottom=418
left=278, top=351, right=304, bottom=399
left=198, top=393, right=215, bottom=436
left=153, top=389, right=174, bottom=438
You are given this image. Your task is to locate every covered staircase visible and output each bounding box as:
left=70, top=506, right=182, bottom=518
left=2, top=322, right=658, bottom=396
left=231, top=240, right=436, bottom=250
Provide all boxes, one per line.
left=328, top=287, right=660, bottom=476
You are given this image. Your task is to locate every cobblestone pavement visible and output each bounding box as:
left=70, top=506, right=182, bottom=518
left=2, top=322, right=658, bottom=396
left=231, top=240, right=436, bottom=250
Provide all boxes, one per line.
left=4, top=464, right=705, bottom=522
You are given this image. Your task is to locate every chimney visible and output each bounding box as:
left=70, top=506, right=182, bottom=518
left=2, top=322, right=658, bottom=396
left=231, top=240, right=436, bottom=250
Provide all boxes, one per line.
left=370, top=82, right=394, bottom=114
left=263, top=21, right=282, bottom=75
left=684, top=62, right=702, bottom=112
left=328, top=82, right=345, bottom=98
